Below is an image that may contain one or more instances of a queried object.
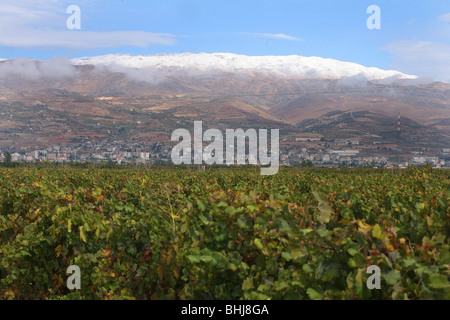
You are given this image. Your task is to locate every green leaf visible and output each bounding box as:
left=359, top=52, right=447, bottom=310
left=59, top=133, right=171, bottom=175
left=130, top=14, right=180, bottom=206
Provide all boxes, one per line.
left=402, top=259, right=416, bottom=268
left=180, top=223, right=188, bottom=234
left=196, top=200, right=206, bottom=211
left=237, top=218, right=248, bottom=229
left=199, top=215, right=210, bottom=225
left=317, top=229, right=332, bottom=238
left=303, top=264, right=314, bottom=273
left=415, top=202, right=425, bottom=211
left=186, top=255, right=201, bottom=263
left=307, top=288, right=323, bottom=300
left=291, top=247, right=308, bottom=259
left=384, top=270, right=401, bottom=286
left=217, top=201, right=228, bottom=208
left=242, top=278, right=254, bottom=290
left=428, top=274, right=449, bottom=289
left=200, top=255, right=214, bottom=263
left=282, top=252, right=292, bottom=261
left=348, top=253, right=366, bottom=268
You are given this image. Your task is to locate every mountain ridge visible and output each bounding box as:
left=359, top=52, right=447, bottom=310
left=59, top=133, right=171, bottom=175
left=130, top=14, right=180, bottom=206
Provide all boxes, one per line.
left=71, top=52, right=419, bottom=82
left=0, top=53, right=449, bottom=153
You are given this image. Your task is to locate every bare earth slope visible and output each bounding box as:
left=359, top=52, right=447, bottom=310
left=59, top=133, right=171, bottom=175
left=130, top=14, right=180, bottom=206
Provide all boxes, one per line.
left=0, top=53, right=449, bottom=150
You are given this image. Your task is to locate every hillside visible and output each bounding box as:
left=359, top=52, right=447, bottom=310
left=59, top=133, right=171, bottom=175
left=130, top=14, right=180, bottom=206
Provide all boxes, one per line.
left=0, top=53, right=449, bottom=152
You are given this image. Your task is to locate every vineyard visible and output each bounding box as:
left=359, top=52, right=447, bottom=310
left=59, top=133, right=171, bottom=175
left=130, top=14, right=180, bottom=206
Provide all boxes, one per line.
left=0, top=166, right=448, bottom=300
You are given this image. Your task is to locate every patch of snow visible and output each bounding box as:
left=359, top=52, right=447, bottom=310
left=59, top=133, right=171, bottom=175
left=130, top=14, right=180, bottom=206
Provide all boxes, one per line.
left=71, top=52, right=418, bottom=81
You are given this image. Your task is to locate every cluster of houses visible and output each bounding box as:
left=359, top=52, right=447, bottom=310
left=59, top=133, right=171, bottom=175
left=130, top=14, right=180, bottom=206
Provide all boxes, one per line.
left=1, top=138, right=448, bottom=168
left=0, top=140, right=173, bottom=164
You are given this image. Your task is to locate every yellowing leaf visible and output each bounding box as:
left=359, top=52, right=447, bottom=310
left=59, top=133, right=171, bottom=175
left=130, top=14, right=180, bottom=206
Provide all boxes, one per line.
left=55, top=245, right=62, bottom=257
left=102, top=248, right=112, bottom=257
left=80, top=226, right=87, bottom=243
left=372, top=224, right=384, bottom=240
left=357, top=221, right=372, bottom=234
left=422, top=236, right=432, bottom=247
left=372, top=224, right=394, bottom=251
left=313, top=192, right=333, bottom=224
left=318, top=203, right=332, bottom=224
left=229, top=264, right=237, bottom=271
left=355, top=268, right=364, bottom=285
left=254, top=238, right=264, bottom=250
left=384, top=238, right=395, bottom=252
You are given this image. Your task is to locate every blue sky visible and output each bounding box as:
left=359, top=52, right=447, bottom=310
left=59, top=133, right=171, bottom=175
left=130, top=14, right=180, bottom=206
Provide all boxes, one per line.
left=0, top=0, right=449, bottom=80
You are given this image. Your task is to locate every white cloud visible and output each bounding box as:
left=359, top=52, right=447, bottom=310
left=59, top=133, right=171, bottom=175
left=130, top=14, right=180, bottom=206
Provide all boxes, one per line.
left=0, top=1, right=72, bottom=28
left=241, top=32, right=302, bottom=41
left=382, top=40, right=450, bottom=82
left=0, top=0, right=176, bottom=49
left=0, top=30, right=176, bottom=49
left=0, top=57, right=77, bottom=80
left=438, top=13, right=450, bottom=22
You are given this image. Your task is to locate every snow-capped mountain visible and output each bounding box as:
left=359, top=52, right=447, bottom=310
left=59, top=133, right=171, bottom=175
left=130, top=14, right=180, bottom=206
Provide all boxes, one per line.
left=0, top=52, right=449, bottom=151
left=71, top=52, right=418, bottom=82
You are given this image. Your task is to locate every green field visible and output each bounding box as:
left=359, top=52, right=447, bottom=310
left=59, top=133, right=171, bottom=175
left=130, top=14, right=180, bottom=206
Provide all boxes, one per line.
left=0, top=167, right=448, bottom=300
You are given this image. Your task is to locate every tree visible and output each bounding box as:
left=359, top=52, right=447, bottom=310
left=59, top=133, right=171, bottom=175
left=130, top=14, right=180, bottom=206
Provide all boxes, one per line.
left=295, top=160, right=314, bottom=168
left=3, top=151, right=12, bottom=164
